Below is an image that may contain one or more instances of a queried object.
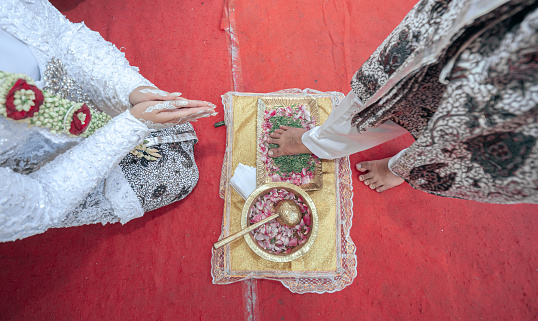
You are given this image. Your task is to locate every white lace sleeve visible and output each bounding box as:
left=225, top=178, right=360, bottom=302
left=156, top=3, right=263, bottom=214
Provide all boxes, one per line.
left=17, top=0, right=155, bottom=116
left=0, top=111, right=149, bottom=242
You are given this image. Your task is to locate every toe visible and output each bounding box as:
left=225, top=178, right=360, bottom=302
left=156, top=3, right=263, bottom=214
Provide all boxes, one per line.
left=376, top=185, right=389, bottom=193
left=267, top=138, right=276, bottom=144
left=363, top=172, right=375, bottom=180
left=369, top=184, right=376, bottom=189
left=358, top=173, right=374, bottom=181
left=356, top=161, right=370, bottom=172
left=268, top=148, right=283, bottom=158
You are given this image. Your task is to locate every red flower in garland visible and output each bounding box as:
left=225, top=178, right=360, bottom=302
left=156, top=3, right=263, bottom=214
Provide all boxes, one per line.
left=69, top=103, right=92, bottom=135
left=5, top=79, right=44, bottom=120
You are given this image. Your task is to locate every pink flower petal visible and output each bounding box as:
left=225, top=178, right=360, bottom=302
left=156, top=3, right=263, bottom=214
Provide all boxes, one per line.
left=303, top=214, right=311, bottom=226
left=289, top=238, right=298, bottom=247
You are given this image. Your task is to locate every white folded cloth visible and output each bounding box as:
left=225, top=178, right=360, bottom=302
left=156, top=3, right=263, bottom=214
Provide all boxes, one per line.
left=230, top=163, right=257, bottom=200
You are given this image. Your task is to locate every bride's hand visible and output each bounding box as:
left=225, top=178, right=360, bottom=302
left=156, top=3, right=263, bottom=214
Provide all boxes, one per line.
left=130, top=98, right=217, bottom=128
left=129, top=86, right=183, bottom=106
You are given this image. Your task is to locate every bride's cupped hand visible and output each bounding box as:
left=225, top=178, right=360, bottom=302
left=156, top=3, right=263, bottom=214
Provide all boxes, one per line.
left=130, top=98, right=217, bottom=127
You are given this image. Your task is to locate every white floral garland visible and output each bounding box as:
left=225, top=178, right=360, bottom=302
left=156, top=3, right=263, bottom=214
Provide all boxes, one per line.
left=0, top=71, right=111, bottom=137
left=0, top=71, right=160, bottom=161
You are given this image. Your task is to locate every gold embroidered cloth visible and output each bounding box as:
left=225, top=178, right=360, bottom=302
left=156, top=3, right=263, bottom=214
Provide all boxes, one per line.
left=211, top=89, right=357, bottom=293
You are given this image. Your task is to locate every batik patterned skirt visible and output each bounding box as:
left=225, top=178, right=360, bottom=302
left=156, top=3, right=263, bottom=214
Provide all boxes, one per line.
left=350, top=0, right=538, bottom=203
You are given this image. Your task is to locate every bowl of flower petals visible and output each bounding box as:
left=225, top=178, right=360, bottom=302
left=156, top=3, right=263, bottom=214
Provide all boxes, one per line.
left=241, top=182, right=318, bottom=262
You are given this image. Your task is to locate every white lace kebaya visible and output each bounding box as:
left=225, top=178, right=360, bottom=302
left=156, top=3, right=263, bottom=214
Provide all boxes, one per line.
left=0, top=0, right=211, bottom=241
left=0, top=0, right=157, bottom=241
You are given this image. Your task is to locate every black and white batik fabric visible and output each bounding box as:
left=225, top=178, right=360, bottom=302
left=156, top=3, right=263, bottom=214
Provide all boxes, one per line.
left=119, top=123, right=199, bottom=212
left=349, top=0, right=538, bottom=203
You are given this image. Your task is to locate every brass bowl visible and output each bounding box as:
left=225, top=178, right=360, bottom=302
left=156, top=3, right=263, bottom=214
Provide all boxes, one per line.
left=241, top=182, right=318, bottom=262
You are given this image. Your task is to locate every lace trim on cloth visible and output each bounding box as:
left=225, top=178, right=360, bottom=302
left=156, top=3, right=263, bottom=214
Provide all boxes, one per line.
left=213, top=89, right=357, bottom=294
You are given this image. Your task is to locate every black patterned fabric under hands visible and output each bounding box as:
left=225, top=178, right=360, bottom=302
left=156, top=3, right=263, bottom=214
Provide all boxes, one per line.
left=119, top=123, right=199, bottom=212
left=349, top=0, right=538, bottom=204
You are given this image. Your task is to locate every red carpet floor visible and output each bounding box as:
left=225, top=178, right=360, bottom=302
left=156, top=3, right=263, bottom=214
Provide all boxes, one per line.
left=1, top=0, right=537, bottom=320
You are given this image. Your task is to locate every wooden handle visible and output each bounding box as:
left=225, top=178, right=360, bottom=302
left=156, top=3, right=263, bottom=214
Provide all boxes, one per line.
left=213, top=213, right=279, bottom=249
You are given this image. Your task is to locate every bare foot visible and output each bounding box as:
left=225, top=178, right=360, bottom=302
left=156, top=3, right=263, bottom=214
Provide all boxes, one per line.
left=267, top=126, right=311, bottom=157
left=356, top=157, right=404, bottom=192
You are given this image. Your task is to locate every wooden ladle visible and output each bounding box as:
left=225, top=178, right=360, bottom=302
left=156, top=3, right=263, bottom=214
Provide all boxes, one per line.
left=213, top=200, right=302, bottom=250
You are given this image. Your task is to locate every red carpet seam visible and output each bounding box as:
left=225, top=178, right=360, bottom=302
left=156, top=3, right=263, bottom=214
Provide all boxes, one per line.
left=242, top=279, right=260, bottom=321
left=222, top=0, right=245, bottom=92
left=223, top=0, right=258, bottom=319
